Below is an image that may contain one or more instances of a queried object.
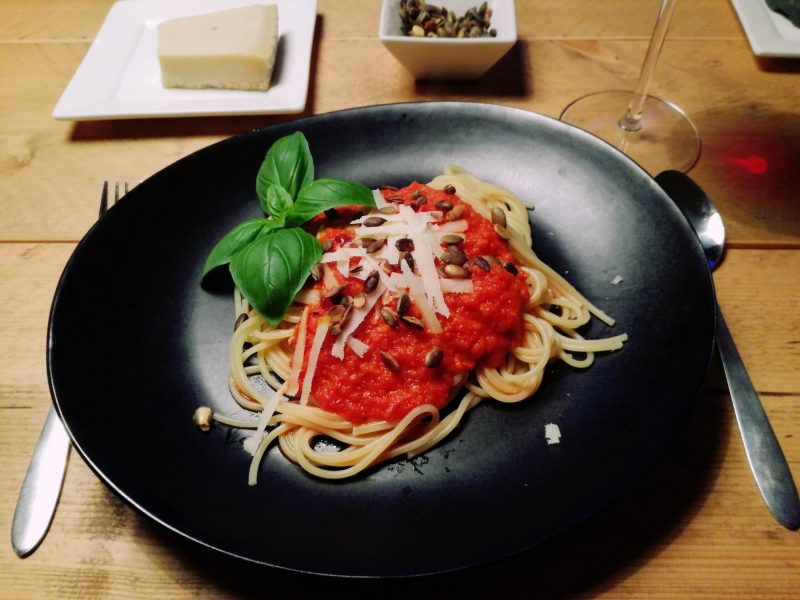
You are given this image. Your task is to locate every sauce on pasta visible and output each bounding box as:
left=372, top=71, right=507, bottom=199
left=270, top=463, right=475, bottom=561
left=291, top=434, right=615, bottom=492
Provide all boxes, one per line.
left=298, top=183, right=529, bottom=424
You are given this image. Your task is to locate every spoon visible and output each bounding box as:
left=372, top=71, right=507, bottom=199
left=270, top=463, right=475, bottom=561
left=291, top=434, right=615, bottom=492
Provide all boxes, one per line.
left=656, top=170, right=800, bottom=530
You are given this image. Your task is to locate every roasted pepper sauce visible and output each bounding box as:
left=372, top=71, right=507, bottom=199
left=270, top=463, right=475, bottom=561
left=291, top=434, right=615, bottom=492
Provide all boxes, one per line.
left=295, top=183, right=530, bottom=424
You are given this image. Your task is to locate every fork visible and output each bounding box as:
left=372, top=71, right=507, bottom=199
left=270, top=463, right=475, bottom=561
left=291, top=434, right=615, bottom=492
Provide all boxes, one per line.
left=11, top=181, right=127, bottom=557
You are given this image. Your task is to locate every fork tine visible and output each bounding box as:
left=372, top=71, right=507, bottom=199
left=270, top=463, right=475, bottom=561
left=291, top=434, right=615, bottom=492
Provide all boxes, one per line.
left=99, top=181, right=109, bottom=218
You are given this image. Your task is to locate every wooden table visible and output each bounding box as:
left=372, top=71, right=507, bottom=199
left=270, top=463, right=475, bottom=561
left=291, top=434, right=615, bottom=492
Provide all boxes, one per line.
left=2, top=1, right=798, bottom=597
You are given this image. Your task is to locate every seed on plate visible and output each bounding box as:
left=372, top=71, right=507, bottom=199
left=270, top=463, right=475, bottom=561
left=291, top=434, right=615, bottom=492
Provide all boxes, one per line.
left=435, top=199, right=453, bottom=211
left=396, top=293, right=410, bottom=315
left=234, top=313, right=248, bottom=331
left=193, top=406, right=214, bottom=432
left=364, top=216, right=387, bottom=227
left=399, top=251, right=415, bottom=271
left=503, top=262, right=518, bottom=275
left=424, top=348, right=444, bottom=368
left=493, top=223, right=510, bottom=239
left=379, top=205, right=399, bottom=215
left=334, top=294, right=352, bottom=308
left=349, top=263, right=363, bottom=274
left=482, top=255, right=501, bottom=265
left=446, top=204, right=465, bottom=221
left=328, top=304, right=346, bottom=321
left=415, top=195, right=428, bottom=207
left=381, top=307, right=399, bottom=328
left=440, top=234, right=464, bottom=246
left=444, top=264, right=469, bottom=279
left=491, top=207, right=507, bottom=228
left=380, top=351, right=401, bottom=372
left=353, top=292, right=367, bottom=308
left=364, top=270, right=380, bottom=293
left=444, top=184, right=456, bottom=194
left=441, top=246, right=467, bottom=266
left=380, top=259, right=394, bottom=274
left=474, top=256, right=491, bottom=272
left=395, top=237, right=415, bottom=252
left=401, top=315, right=425, bottom=330
left=365, top=238, right=385, bottom=254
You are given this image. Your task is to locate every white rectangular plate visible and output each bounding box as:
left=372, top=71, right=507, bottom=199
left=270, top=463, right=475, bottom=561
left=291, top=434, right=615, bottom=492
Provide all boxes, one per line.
left=730, top=0, right=800, bottom=57
left=53, top=0, right=317, bottom=120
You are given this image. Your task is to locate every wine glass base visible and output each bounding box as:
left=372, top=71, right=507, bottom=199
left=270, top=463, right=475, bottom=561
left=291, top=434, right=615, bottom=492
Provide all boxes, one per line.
left=560, top=90, right=700, bottom=175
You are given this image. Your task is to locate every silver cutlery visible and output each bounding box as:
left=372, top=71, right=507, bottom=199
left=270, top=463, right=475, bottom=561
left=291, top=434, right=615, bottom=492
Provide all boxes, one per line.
left=657, top=170, right=800, bottom=530
left=11, top=181, right=127, bottom=557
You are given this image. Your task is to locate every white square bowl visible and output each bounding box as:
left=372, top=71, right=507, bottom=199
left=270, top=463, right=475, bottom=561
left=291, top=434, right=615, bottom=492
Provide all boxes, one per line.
left=379, top=0, right=517, bottom=80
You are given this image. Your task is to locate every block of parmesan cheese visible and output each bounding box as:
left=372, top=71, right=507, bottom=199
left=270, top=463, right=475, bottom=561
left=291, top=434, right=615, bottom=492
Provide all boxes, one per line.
left=157, top=5, right=279, bottom=91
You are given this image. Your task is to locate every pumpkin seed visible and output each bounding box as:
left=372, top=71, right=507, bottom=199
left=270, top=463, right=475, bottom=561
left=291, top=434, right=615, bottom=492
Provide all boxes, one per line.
left=444, top=264, right=469, bottom=279
left=474, top=256, right=491, bottom=272
left=380, top=351, right=401, bottom=372
left=395, top=237, right=415, bottom=252
left=440, top=233, right=464, bottom=245
left=381, top=307, right=399, bottom=328
left=379, top=205, right=399, bottom=215
left=364, top=270, right=380, bottom=293
left=503, top=262, right=519, bottom=275
left=444, top=184, right=456, bottom=194
left=364, top=216, right=386, bottom=227
left=364, top=238, right=385, bottom=254
left=482, top=255, right=501, bottom=265
left=424, top=348, right=444, bottom=368
left=402, top=315, right=425, bottom=330
left=491, top=207, right=507, bottom=228
left=396, top=293, right=410, bottom=314
left=353, top=292, right=367, bottom=308
left=399, top=251, right=415, bottom=272
left=441, top=246, right=467, bottom=266
left=435, top=199, right=453, bottom=211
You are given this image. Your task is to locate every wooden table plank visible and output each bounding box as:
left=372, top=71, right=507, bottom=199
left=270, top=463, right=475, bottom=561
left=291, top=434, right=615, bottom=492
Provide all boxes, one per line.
left=1, top=38, right=799, bottom=245
left=0, top=0, right=747, bottom=42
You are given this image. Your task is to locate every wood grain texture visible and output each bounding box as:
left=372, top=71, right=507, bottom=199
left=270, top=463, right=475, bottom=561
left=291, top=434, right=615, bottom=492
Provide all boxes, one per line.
left=2, top=0, right=799, bottom=597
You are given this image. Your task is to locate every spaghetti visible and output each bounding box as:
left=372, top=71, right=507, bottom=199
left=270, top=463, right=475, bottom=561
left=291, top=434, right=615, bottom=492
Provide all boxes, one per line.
left=204, top=167, right=628, bottom=483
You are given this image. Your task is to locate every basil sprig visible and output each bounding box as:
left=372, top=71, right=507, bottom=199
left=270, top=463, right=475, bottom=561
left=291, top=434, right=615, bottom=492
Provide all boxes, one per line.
left=202, top=132, right=375, bottom=325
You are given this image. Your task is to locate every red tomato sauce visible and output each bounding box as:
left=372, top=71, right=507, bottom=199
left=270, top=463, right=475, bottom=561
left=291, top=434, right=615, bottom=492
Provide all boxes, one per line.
left=295, top=183, right=530, bottom=424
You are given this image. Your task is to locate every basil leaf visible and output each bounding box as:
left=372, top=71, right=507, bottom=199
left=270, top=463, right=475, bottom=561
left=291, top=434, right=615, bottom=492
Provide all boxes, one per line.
left=256, top=132, right=314, bottom=204
left=230, top=228, right=322, bottom=325
left=202, top=218, right=273, bottom=278
left=260, top=184, right=293, bottom=221
left=284, top=178, right=375, bottom=227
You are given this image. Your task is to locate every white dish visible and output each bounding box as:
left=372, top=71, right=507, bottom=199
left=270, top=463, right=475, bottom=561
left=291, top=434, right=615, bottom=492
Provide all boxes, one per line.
left=730, top=0, right=800, bottom=57
left=378, top=0, right=516, bottom=79
left=52, top=0, right=317, bottom=120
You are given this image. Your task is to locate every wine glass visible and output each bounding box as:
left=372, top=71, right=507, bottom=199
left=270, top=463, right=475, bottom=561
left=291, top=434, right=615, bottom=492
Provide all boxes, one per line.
left=559, top=0, right=700, bottom=175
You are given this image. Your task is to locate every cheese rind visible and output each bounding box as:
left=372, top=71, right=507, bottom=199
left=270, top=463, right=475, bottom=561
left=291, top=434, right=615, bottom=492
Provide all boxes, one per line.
left=157, top=5, right=279, bottom=91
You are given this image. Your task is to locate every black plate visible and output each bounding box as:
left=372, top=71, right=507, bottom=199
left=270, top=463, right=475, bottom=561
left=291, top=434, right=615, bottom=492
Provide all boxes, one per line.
left=48, top=102, right=715, bottom=577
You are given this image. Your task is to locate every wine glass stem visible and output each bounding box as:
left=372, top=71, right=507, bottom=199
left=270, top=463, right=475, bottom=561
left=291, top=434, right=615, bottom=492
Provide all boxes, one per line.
left=619, top=0, right=679, bottom=132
